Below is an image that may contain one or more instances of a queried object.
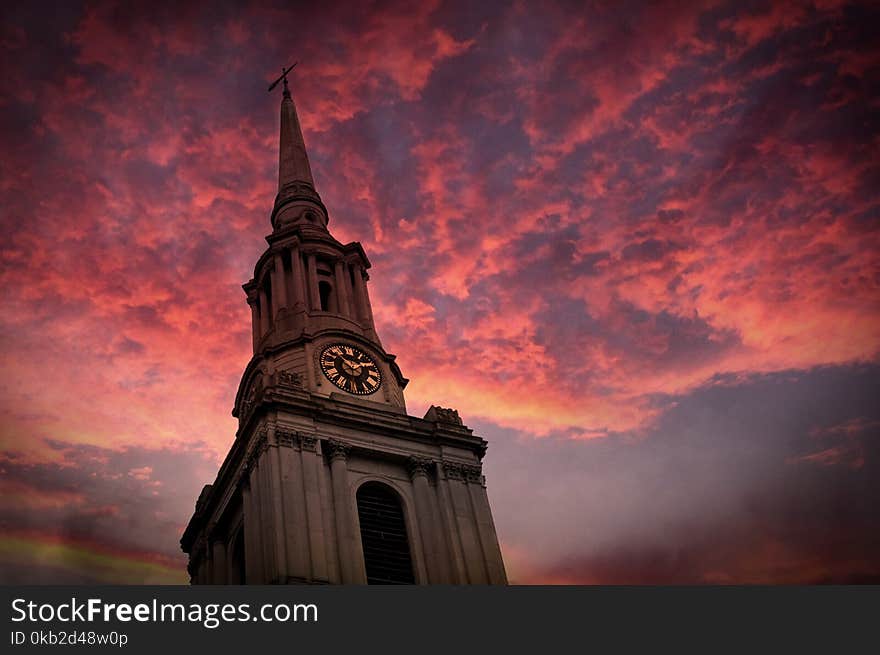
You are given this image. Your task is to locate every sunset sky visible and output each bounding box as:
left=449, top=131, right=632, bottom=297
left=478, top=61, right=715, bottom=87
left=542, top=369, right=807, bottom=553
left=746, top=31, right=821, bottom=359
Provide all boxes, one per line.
left=1, top=0, right=878, bottom=584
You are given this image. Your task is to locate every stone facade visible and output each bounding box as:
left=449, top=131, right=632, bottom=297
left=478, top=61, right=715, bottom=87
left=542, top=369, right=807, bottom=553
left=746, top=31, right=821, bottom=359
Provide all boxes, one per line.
left=180, top=78, right=507, bottom=585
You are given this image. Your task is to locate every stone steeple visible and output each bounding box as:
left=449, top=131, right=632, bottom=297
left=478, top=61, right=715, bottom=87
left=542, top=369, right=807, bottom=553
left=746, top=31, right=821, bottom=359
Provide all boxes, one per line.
left=278, top=78, right=314, bottom=188
left=242, top=76, right=388, bottom=381
left=271, top=77, right=328, bottom=231
left=181, top=76, right=507, bottom=586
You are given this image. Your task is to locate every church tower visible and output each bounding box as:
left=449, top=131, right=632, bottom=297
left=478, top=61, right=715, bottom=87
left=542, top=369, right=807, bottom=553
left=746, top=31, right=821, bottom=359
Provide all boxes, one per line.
left=180, top=75, right=507, bottom=584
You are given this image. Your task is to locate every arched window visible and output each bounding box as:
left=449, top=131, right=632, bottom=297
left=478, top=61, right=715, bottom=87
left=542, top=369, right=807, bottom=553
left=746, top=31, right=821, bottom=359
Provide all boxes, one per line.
left=318, top=280, right=333, bottom=311
left=263, top=279, right=273, bottom=323
left=356, top=482, right=415, bottom=584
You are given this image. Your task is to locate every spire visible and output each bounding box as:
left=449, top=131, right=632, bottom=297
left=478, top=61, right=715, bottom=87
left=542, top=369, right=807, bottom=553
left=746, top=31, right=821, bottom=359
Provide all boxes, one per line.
left=268, top=65, right=328, bottom=231
left=278, top=76, right=315, bottom=190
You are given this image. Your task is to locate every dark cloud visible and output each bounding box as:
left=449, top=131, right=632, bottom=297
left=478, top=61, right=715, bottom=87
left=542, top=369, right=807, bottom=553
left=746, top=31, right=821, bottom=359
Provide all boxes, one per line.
left=0, top=440, right=217, bottom=582
left=621, top=238, right=680, bottom=263
left=483, top=363, right=880, bottom=583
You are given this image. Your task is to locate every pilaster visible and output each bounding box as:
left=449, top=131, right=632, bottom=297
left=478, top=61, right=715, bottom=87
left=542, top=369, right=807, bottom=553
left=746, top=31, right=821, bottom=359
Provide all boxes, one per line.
left=273, top=252, right=288, bottom=315
left=247, top=293, right=260, bottom=353
left=258, top=286, right=269, bottom=336
left=408, top=457, right=448, bottom=583
left=290, top=243, right=306, bottom=309
left=326, top=439, right=359, bottom=583
left=306, top=252, right=319, bottom=311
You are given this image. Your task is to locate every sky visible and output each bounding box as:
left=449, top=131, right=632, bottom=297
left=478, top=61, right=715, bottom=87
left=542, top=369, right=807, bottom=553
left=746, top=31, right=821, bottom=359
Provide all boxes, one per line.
left=0, top=0, right=878, bottom=584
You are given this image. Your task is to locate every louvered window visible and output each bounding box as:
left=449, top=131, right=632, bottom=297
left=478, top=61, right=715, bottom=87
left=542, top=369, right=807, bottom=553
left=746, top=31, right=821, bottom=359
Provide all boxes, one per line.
left=356, top=482, right=415, bottom=584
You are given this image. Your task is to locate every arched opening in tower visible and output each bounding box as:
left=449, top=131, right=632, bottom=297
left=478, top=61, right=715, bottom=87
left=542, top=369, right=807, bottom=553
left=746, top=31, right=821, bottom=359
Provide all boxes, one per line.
left=356, top=482, right=415, bottom=584
left=318, top=280, right=333, bottom=312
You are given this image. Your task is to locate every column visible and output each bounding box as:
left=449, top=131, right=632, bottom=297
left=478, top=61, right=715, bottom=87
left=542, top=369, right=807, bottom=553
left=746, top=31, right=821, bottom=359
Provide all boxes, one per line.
left=342, top=262, right=356, bottom=319
left=258, top=286, right=269, bottom=336
left=273, top=252, right=288, bottom=315
left=334, top=260, right=351, bottom=317
left=278, top=433, right=310, bottom=580
left=290, top=243, right=306, bottom=309
left=361, top=272, right=376, bottom=327
left=267, top=427, right=288, bottom=583
left=408, top=457, right=446, bottom=583
left=351, top=264, right=367, bottom=321
left=443, top=462, right=487, bottom=583
left=316, top=447, right=339, bottom=582
left=326, top=439, right=358, bottom=583
left=301, top=437, right=329, bottom=581
left=241, top=480, right=264, bottom=583
left=255, top=457, right=277, bottom=582
left=300, top=434, right=334, bottom=581
left=211, top=539, right=227, bottom=584
left=306, top=253, right=319, bottom=311
left=468, top=481, right=508, bottom=584
left=437, top=468, right=468, bottom=583
left=203, top=544, right=212, bottom=584
left=247, top=296, right=260, bottom=352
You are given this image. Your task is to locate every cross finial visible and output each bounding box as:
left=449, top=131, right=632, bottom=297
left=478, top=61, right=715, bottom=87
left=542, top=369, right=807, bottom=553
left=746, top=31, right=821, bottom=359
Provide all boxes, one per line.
left=267, top=62, right=298, bottom=98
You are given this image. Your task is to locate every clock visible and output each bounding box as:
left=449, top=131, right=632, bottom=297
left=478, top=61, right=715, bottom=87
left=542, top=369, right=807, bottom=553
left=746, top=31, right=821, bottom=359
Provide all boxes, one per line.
left=319, top=343, right=382, bottom=395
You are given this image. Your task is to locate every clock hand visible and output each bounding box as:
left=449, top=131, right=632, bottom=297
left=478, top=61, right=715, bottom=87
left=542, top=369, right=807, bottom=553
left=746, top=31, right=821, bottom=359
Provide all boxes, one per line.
left=341, top=359, right=363, bottom=375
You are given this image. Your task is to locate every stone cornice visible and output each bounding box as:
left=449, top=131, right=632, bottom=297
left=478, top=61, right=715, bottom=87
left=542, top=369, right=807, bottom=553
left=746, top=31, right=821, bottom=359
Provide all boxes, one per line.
left=294, top=393, right=484, bottom=454
left=246, top=232, right=371, bottom=293
left=233, top=375, right=486, bottom=464
left=270, top=181, right=328, bottom=229
left=184, top=388, right=488, bottom=556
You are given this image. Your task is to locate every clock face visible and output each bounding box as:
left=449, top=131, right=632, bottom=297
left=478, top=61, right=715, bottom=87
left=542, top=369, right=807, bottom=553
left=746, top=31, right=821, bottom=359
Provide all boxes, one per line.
left=319, top=343, right=382, bottom=395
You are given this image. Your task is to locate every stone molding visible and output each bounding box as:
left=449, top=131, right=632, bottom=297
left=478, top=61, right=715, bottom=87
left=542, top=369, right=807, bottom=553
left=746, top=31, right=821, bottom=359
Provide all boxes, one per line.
left=276, top=370, right=303, bottom=389
left=238, top=374, right=264, bottom=424
left=275, top=428, right=297, bottom=448
left=272, top=181, right=327, bottom=226
left=238, top=370, right=303, bottom=426
left=243, top=429, right=268, bottom=476
left=325, top=438, right=351, bottom=462
left=424, top=405, right=463, bottom=426
left=406, top=456, right=435, bottom=479
left=442, top=461, right=484, bottom=486
left=275, top=428, right=319, bottom=452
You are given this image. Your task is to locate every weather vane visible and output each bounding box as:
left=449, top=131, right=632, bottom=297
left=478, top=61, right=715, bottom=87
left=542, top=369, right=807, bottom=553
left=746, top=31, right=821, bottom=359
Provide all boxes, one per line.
left=268, top=62, right=298, bottom=97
